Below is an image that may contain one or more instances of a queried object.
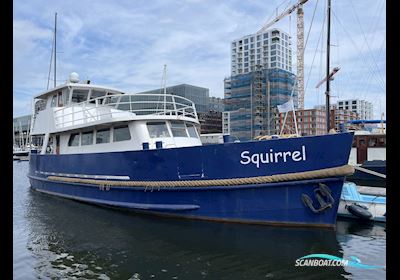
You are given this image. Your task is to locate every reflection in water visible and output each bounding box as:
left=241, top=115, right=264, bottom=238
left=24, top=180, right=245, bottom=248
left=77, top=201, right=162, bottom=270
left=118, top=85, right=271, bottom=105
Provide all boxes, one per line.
left=25, top=189, right=348, bottom=279
left=14, top=161, right=384, bottom=280
left=336, top=219, right=386, bottom=280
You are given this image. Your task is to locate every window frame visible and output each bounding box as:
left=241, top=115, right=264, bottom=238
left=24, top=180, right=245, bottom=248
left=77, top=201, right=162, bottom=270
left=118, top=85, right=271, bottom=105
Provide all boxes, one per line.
left=147, top=122, right=171, bottom=138
left=68, top=132, right=80, bottom=146
left=96, top=128, right=111, bottom=144
left=81, top=131, right=94, bottom=146
left=113, top=125, right=131, bottom=142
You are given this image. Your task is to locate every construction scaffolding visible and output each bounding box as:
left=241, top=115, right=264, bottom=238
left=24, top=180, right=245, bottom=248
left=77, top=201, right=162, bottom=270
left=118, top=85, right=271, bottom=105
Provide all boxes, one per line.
left=224, top=69, right=297, bottom=141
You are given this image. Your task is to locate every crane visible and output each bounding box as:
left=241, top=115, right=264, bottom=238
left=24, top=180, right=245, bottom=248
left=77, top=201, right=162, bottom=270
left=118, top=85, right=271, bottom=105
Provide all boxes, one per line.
left=257, top=0, right=309, bottom=110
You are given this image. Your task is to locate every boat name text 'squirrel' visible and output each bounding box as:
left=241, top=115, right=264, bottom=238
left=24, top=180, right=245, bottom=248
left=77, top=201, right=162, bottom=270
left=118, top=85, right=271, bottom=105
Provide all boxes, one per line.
left=240, top=145, right=307, bottom=168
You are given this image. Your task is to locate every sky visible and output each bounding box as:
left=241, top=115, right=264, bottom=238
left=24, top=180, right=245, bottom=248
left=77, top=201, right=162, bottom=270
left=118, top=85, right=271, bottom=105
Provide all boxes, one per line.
left=13, top=0, right=386, bottom=118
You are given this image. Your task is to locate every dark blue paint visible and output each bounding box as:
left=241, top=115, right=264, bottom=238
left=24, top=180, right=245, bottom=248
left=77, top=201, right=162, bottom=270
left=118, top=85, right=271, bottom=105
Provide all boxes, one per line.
left=29, top=174, right=345, bottom=226
left=28, top=132, right=353, bottom=227
left=30, top=132, right=353, bottom=181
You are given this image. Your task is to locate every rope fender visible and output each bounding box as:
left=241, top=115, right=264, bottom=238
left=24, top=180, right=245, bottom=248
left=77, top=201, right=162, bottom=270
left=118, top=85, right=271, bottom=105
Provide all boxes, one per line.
left=46, top=164, right=354, bottom=188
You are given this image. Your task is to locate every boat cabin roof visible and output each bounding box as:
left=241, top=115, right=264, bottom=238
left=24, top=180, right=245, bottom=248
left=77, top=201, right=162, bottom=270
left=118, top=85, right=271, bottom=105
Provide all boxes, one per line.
left=34, top=82, right=125, bottom=100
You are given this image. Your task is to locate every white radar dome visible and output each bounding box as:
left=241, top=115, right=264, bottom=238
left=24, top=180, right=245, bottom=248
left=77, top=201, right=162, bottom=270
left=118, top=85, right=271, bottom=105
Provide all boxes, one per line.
left=69, top=72, right=80, bottom=83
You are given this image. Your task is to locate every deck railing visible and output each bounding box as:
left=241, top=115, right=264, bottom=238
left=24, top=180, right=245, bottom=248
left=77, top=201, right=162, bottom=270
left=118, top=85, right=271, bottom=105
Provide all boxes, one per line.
left=54, top=93, right=198, bottom=129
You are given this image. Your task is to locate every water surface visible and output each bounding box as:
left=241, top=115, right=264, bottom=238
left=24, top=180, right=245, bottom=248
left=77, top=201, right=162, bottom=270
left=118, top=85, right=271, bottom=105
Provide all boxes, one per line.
left=13, top=161, right=386, bottom=279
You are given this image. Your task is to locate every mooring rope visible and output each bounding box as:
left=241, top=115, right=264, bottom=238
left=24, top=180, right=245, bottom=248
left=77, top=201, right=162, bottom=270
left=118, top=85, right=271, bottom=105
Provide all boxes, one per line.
left=46, top=164, right=354, bottom=188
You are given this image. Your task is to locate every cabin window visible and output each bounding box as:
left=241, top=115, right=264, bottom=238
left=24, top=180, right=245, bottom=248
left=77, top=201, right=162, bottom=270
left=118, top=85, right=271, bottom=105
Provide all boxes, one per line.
left=68, top=133, right=80, bottom=146
left=90, top=90, right=106, bottom=99
left=186, top=124, right=198, bottom=138
left=96, top=128, right=110, bottom=144
left=51, top=95, right=57, bottom=107
left=368, top=138, right=377, bottom=147
left=81, top=131, right=94, bottom=145
left=71, top=89, right=89, bottom=103
left=35, top=99, right=47, bottom=113
left=170, top=121, right=188, bottom=137
left=56, top=92, right=63, bottom=106
left=113, top=126, right=131, bottom=142
left=89, top=90, right=106, bottom=104
left=147, top=122, right=171, bottom=138
left=63, top=91, right=70, bottom=105
left=46, top=137, right=54, bottom=154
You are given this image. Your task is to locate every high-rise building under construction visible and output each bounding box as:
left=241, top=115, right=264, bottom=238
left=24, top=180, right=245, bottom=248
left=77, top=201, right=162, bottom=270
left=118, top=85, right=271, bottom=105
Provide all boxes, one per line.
left=224, top=28, right=297, bottom=141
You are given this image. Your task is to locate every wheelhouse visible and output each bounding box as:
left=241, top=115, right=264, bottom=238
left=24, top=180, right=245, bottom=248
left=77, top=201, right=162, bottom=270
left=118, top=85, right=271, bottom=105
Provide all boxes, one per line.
left=30, top=74, right=202, bottom=155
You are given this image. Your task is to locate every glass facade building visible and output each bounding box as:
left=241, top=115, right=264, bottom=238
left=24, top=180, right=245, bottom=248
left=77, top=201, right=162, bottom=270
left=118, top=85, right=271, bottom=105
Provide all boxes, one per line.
left=138, top=84, right=210, bottom=113
left=224, top=68, right=297, bottom=141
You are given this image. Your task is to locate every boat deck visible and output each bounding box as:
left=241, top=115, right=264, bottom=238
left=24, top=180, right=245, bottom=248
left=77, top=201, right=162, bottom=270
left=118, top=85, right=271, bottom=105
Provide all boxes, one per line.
left=357, top=186, right=386, bottom=196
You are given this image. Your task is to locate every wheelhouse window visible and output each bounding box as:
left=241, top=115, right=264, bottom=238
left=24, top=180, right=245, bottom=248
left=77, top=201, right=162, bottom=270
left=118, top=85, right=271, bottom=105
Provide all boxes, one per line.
left=71, top=89, right=89, bottom=103
left=170, top=121, right=188, bottom=137
left=62, top=90, right=70, bottom=105
left=147, top=122, right=171, bottom=138
left=113, top=125, right=131, bottom=142
left=96, top=128, right=110, bottom=144
left=186, top=123, right=198, bottom=138
left=81, top=131, right=94, bottom=145
left=51, top=95, right=57, bottom=107
left=89, top=90, right=106, bottom=104
left=35, top=99, right=47, bottom=113
left=68, top=133, right=80, bottom=146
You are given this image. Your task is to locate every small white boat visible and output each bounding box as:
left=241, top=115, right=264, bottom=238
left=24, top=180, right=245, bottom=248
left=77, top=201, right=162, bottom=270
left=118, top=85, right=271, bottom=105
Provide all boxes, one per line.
left=338, top=182, right=386, bottom=223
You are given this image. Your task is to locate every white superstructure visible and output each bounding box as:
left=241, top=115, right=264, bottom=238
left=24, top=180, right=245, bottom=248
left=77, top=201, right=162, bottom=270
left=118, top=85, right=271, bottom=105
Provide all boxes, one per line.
left=30, top=74, right=202, bottom=155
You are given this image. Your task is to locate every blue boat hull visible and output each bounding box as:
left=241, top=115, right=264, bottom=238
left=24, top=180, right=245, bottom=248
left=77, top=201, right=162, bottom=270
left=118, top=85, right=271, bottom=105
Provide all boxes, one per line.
left=29, top=175, right=345, bottom=227
left=28, top=132, right=354, bottom=227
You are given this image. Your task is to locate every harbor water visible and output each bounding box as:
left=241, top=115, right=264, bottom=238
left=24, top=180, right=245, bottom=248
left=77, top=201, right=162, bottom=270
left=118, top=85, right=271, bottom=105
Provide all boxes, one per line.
left=13, top=161, right=386, bottom=279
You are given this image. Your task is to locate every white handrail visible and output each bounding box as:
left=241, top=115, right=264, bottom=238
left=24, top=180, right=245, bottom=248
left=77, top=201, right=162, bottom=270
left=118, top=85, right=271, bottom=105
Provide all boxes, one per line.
left=53, top=93, right=198, bottom=129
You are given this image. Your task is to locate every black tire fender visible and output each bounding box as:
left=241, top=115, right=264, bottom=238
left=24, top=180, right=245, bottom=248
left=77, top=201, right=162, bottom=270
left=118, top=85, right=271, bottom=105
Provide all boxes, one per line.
left=346, top=203, right=373, bottom=220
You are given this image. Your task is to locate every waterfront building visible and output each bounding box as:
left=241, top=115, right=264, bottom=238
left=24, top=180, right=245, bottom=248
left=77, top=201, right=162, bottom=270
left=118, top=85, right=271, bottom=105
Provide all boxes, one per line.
left=138, top=84, right=210, bottom=113
left=13, top=115, right=32, bottom=148
left=222, top=111, right=231, bottom=135
left=197, top=110, right=222, bottom=134
left=276, top=108, right=358, bottom=135
left=231, top=28, right=292, bottom=75
left=208, top=96, right=224, bottom=112
left=276, top=108, right=327, bottom=136
left=224, top=68, right=297, bottom=141
left=330, top=109, right=359, bottom=131
left=337, top=99, right=373, bottom=120
left=224, top=27, right=296, bottom=141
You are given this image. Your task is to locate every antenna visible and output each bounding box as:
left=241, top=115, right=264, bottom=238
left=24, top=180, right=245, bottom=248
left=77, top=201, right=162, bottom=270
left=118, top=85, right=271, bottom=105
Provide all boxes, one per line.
left=54, top=12, right=57, bottom=88
left=46, top=12, right=57, bottom=90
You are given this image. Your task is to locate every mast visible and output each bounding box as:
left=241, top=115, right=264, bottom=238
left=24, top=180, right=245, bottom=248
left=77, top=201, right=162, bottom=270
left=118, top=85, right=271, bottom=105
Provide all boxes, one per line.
left=13, top=122, right=15, bottom=148
left=54, top=12, right=57, bottom=88
left=325, top=0, right=331, bottom=132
